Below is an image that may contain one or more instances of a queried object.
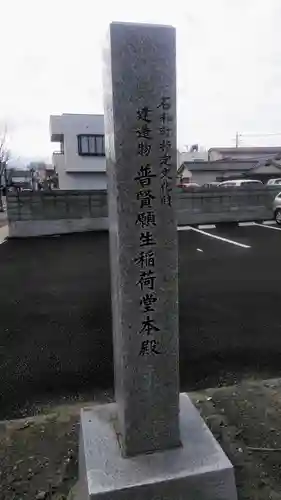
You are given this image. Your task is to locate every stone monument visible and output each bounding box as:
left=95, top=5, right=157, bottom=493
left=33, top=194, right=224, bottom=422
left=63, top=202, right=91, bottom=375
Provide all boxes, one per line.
left=74, top=22, right=237, bottom=500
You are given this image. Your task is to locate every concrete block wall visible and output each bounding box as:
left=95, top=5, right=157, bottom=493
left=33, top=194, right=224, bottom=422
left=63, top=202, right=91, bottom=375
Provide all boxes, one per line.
left=7, top=190, right=108, bottom=220
left=176, top=186, right=280, bottom=225
left=6, top=186, right=280, bottom=237
left=7, top=190, right=108, bottom=237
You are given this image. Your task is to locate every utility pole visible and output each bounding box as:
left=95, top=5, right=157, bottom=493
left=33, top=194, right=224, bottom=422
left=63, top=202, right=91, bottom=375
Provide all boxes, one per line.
left=235, top=132, right=239, bottom=148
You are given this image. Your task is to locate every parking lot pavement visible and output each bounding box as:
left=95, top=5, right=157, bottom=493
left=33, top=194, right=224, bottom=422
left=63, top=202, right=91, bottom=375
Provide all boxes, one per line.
left=178, top=221, right=281, bottom=255
left=1, top=223, right=281, bottom=418
left=178, top=221, right=281, bottom=388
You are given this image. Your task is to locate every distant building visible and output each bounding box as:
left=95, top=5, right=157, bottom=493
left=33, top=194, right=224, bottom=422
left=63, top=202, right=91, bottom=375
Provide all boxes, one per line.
left=178, top=159, right=281, bottom=185
left=50, top=114, right=106, bottom=190
left=177, top=145, right=208, bottom=167
left=177, top=146, right=281, bottom=185
left=32, top=162, right=58, bottom=190
left=6, top=168, right=33, bottom=190
left=208, top=146, right=281, bottom=162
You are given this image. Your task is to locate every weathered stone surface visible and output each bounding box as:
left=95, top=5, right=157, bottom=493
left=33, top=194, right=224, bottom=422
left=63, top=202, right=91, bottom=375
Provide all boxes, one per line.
left=103, top=21, right=180, bottom=457
left=76, top=394, right=237, bottom=500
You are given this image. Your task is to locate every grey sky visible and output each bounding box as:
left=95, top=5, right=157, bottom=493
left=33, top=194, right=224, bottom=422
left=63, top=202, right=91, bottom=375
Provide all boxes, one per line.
left=2, top=0, right=281, bottom=162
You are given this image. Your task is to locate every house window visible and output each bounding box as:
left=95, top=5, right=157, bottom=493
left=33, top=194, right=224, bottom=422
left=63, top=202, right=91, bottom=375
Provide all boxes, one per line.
left=77, top=134, right=105, bottom=156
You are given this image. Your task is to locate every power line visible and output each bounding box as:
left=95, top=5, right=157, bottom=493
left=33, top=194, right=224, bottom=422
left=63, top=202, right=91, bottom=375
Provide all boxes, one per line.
left=236, top=131, right=281, bottom=147
left=238, top=132, right=281, bottom=137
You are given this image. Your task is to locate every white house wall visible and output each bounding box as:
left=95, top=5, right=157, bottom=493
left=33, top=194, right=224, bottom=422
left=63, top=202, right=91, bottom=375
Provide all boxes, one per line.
left=180, top=166, right=217, bottom=185
left=62, top=114, right=105, bottom=173
left=190, top=171, right=220, bottom=185
left=50, top=114, right=106, bottom=190
left=59, top=173, right=107, bottom=190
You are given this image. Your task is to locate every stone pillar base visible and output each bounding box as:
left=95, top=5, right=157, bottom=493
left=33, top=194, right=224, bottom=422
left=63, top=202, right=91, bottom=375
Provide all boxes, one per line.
left=71, top=394, right=237, bottom=500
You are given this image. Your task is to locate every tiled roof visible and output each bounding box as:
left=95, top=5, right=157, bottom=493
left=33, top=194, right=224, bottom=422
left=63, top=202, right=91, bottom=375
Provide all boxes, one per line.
left=208, top=147, right=281, bottom=154
left=178, top=160, right=258, bottom=173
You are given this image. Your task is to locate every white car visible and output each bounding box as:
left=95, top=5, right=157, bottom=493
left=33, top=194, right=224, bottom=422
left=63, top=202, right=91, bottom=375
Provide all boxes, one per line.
left=179, top=182, right=200, bottom=189
left=218, top=179, right=263, bottom=187
left=273, top=192, right=281, bottom=225
left=267, top=178, right=281, bottom=186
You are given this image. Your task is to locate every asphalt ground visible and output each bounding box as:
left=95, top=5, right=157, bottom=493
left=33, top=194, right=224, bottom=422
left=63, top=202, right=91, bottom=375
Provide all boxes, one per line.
left=179, top=221, right=281, bottom=384
left=1, top=221, right=281, bottom=418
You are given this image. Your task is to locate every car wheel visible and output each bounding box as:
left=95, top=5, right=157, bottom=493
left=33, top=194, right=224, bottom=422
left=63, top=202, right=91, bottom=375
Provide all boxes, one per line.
left=275, top=208, right=281, bottom=225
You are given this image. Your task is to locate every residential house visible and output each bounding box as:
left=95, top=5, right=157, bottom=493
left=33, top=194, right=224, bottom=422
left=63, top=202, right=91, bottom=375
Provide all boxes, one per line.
left=33, top=163, right=58, bottom=189
left=6, top=168, right=33, bottom=190
left=50, top=114, right=106, bottom=190
left=178, top=146, right=281, bottom=185
left=177, top=145, right=208, bottom=168
left=178, top=160, right=255, bottom=185
left=178, top=159, right=281, bottom=185
left=208, top=146, right=281, bottom=162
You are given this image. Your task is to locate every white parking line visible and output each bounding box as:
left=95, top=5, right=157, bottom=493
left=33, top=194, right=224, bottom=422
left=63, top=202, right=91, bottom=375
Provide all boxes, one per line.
left=263, top=220, right=277, bottom=225
left=177, top=226, right=192, bottom=231
left=188, top=226, right=251, bottom=248
left=254, top=223, right=281, bottom=231
left=0, top=225, right=8, bottom=244
left=239, top=222, right=255, bottom=227
left=198, top=224, right=216, bottom=229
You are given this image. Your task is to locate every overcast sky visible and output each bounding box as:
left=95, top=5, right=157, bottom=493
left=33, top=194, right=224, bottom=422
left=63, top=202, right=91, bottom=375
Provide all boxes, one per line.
left=2, top=0, right=281, bottom=163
